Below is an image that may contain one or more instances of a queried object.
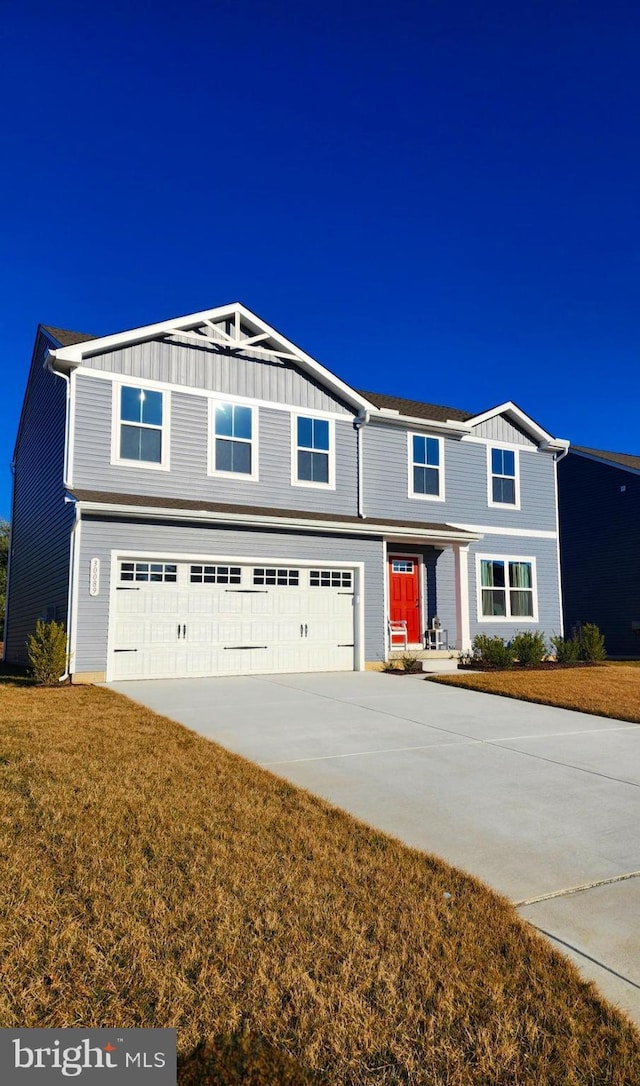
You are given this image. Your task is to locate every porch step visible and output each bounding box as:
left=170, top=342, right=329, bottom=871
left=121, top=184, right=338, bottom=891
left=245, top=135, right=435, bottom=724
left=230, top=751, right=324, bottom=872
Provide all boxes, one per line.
left=420, top=658, right=461, bottom=674
left=389, top=649, right=459, bottom=661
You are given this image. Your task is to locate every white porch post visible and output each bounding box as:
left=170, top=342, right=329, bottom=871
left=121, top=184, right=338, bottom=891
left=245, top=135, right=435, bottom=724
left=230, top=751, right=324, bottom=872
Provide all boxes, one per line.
left=453, top=544, right=471, bottom=652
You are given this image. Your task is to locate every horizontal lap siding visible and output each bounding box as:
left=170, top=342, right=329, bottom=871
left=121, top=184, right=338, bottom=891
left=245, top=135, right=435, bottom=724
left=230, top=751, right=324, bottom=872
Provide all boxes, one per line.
left=75, top=518, right=385, bottom=673
left=72, top=375, right=358, bottom=515
left=468, top=536, right=562, bottom=641
left=5, top=336, right=73, bottom=664
left=81, top=340, right=352, bottom=414
left=363, top=423, right=557, bottom=531
left=559, top=454, right=640, bottom=656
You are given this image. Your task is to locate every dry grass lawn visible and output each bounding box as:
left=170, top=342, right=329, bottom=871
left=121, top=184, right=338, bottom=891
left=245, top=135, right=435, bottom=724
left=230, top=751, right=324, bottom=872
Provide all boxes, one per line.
left=432, top=663, right=640, bottom=722
left=1, top=680, right=640, bottom=1084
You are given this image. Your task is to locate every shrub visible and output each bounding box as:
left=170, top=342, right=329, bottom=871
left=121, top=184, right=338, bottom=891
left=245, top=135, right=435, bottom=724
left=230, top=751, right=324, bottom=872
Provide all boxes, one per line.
left=26, top=619, right=67, bottom=685
left=471, top=634, right=515, bottom=669
left=578, top=622, right=607, bottom=663
left=397, top=651, right=423, bottom=673
left=550, top=634, right=581, bottom=665
left=510, top=630, right=547, bottom=667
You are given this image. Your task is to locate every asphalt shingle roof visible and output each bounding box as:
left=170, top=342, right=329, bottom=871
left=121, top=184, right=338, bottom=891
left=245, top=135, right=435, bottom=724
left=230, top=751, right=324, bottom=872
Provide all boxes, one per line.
left=41, top=325, right=97, bottom=347
left=572, top=445, right=640, bottom=472
left=357, top=389, right=472, bottom=422
left=70, top=489, right=474, bottom=536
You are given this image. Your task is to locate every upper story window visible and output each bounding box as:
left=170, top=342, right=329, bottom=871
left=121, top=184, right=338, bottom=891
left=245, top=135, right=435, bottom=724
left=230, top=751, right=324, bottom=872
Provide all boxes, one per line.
left=293, top=415, right=334, bottom=488
left=489, top=447, right=519, bottom=508
left=478, top=556, right=537, bottom=620
left=409, top=434, right=444, bottom=500
left=210, top=401, right=258, bottom=480
left=114, top=384, right=169, bottom=469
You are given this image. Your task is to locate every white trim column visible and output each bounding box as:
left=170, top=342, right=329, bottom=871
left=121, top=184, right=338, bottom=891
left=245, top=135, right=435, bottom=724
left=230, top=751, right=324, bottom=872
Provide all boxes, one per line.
left=453, top=544, right=471, bottom=652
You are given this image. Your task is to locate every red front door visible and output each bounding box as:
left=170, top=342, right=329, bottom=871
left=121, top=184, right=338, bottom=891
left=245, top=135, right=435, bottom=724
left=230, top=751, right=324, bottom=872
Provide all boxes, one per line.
left=388, top=556, right=421, bottom=644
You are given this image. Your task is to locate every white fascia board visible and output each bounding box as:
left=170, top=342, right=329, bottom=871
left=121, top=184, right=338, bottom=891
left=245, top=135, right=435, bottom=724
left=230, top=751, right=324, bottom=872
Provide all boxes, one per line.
left=369, top=410, right=471, bottom=436
left=76, top=500, right=480, bottom=543
left=467, top=401, right=565, bottom=447
left=48, top=302, right=375, bottom=416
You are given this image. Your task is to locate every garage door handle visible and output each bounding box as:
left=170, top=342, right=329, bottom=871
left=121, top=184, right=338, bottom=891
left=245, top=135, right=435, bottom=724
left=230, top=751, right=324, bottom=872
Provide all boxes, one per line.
left=305, top=624, right=308, bottom=637
left=177, top=624, right=181, bottom=639
left=183, top=624, right=186, bottom=638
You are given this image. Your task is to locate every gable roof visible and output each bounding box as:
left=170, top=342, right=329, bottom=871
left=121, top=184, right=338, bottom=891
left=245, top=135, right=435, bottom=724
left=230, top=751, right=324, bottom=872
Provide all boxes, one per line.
left=42, top=305, right=566, bottom=446
left=571, top=445, right=640, bottom=472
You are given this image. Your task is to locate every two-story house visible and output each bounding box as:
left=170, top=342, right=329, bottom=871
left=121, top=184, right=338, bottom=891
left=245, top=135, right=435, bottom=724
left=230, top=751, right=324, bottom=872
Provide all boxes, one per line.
left=4, top=303, right=569, bottom=682
left=559, top=445, right=640, bottom=657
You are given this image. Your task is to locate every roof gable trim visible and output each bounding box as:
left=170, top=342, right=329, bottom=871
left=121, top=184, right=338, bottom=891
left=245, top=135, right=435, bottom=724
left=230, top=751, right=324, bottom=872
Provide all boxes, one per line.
left=49, top=302, right=374, bottom=415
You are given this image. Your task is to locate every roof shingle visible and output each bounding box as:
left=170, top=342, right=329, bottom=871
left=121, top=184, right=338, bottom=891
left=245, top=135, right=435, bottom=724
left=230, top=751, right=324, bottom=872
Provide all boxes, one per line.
left=357, top=389, right=472, bottom=422
left=573, top=446, right=640, bottom=472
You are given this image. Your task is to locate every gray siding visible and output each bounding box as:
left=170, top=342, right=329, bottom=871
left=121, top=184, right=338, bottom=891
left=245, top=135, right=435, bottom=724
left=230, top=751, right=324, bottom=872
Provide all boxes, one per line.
left=363, top=422, right=557, bottom=530
left=75, top=517, right=385, bottom=672
left=81, top=338, right=352, bottom=413
left=470, top=417, right=536, bottom=446
left=559, top=453, right=640, bottom=656
left=72, top=374, right=358, bottom=515
left=5, top=333, right=73, bottom=664
left=468, top=536, right=562, bottom=642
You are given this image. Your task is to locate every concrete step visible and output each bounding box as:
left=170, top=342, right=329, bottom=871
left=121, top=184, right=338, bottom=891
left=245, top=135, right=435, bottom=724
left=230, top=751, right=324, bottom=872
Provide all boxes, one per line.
left=421, top=658, right=460, bottom=673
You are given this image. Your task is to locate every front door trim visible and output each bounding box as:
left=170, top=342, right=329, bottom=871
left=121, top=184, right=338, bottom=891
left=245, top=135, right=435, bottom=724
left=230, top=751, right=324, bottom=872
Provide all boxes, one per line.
left=388, top=551, right=423, bottom=647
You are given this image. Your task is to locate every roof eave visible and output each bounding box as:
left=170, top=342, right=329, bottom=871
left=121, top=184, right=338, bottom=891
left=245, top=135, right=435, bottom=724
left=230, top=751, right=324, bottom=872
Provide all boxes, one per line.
left=73, top=498, right=481, bottom=543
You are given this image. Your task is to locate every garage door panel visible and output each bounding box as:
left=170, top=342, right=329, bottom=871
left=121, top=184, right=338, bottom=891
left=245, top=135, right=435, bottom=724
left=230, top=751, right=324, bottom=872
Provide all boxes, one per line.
left=111, top=560, right=358, bottom=680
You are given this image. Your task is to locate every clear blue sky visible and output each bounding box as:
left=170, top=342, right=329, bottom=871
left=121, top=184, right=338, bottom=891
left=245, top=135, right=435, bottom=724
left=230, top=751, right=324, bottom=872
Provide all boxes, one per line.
left=2, top=0, right=640, bottom=520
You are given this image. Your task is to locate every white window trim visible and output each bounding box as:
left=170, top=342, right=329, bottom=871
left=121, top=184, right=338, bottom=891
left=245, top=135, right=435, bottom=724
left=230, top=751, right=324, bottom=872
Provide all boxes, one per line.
left=291, top=413, right=336, bottom=490
left=407, top=432, right=445, bottom=502
left=208, top=398, right=259, bottom=482
left=475, top=553, right=538, bottom=623
left=487, top=444, right=520, bottom=510
left=111, top=380, right=170, bottom=471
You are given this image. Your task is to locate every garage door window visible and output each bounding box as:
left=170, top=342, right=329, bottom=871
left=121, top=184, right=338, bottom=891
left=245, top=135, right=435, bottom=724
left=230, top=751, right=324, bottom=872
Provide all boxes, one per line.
left=120, top=561, right=177, bottom=583
left=253, top=568, right=300, bottom=586
left=309, top=570, right=352, bottom=588
left=190, top=565, right=242, bottom=584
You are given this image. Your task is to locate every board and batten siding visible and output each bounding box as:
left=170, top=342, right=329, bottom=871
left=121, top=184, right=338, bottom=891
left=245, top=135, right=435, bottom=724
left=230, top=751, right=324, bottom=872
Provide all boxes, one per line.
left=470, top=416, right=536, bottom=446
left=71, top=374, right=358, bottom=516
left=5, top=333, right=74, bottom=664
left=468, top=535, right=562, bottom=641
left=75, top=518, right=386, bottom=673
left=362, top=422, right=558, bottom=531
left=559, top=453, right=640, bottom=656
left=79, top=338, right=353, bottom=414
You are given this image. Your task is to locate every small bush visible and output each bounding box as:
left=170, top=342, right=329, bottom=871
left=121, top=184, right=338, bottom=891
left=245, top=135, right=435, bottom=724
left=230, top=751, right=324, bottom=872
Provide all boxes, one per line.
left=471, top=634, right=515, bottom=669
left=26, top=619, right=67, bottom=685
left=510, top=630, right=547, bottom=667
left=550, top=634, right=581, bottom=665
left=398, top=650, right=423, bottom=673
left=579, top=622, right=607, bottom=662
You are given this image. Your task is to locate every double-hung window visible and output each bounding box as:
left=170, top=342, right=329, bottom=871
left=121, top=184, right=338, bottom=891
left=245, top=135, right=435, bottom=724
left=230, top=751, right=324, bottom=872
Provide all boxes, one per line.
left=478, top=556, right=536, bottom=620
left=410, top=434, right=443, bottom=499
left=211, top=401, right=257, bottom=479
left=294, top=415, right=333, bottom=487
left=489, top=447, right=519, bottom=507
left=116, top=384, right=168, bottom=467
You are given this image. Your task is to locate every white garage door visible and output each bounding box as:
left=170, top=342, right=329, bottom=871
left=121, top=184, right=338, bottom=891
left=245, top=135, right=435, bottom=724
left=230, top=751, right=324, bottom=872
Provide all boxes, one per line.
left=109, top=558, right=357, bottom=680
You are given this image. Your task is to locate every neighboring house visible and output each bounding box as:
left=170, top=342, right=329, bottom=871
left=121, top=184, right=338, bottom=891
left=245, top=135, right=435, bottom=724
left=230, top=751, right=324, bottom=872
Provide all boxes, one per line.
left=4, top=303, right=568, bottom=682
left=558, top=445, right=640, bottom=657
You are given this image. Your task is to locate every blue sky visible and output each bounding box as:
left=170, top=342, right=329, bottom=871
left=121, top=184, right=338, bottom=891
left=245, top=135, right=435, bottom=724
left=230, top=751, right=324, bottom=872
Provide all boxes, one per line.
left=2, top=0, right=640, bottom=520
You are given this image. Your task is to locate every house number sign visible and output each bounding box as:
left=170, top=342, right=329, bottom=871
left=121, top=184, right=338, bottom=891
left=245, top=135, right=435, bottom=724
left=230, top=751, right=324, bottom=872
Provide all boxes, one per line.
left=89, top=558, right=100, bottom=596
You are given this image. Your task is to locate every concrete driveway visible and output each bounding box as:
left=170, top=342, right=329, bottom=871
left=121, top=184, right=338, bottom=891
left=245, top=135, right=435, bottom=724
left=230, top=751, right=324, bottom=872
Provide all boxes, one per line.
left=110, top=671, right=640, bottom=1024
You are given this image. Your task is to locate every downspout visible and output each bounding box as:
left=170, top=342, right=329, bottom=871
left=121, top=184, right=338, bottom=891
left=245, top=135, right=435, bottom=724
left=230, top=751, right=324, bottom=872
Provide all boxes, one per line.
left=2, top=460, right=16, bottom=662
left=47, top=348, right=75, bottom=680
left=353, top=409, right=370, bottom=518
left=552, top=442, right=570, bottom=638
left=60, top=498, right=80, bottom=683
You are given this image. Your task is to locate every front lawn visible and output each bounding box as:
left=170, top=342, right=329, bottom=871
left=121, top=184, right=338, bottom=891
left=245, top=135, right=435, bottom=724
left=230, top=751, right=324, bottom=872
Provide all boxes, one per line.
left=432, top=663, right=640, bottom=723
left=1, top=682, right=640, bottom=1084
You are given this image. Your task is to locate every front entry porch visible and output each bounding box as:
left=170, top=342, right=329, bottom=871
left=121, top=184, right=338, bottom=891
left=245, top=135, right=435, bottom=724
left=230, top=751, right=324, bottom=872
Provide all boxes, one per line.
left=385, top=539, right=472, bottom=658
